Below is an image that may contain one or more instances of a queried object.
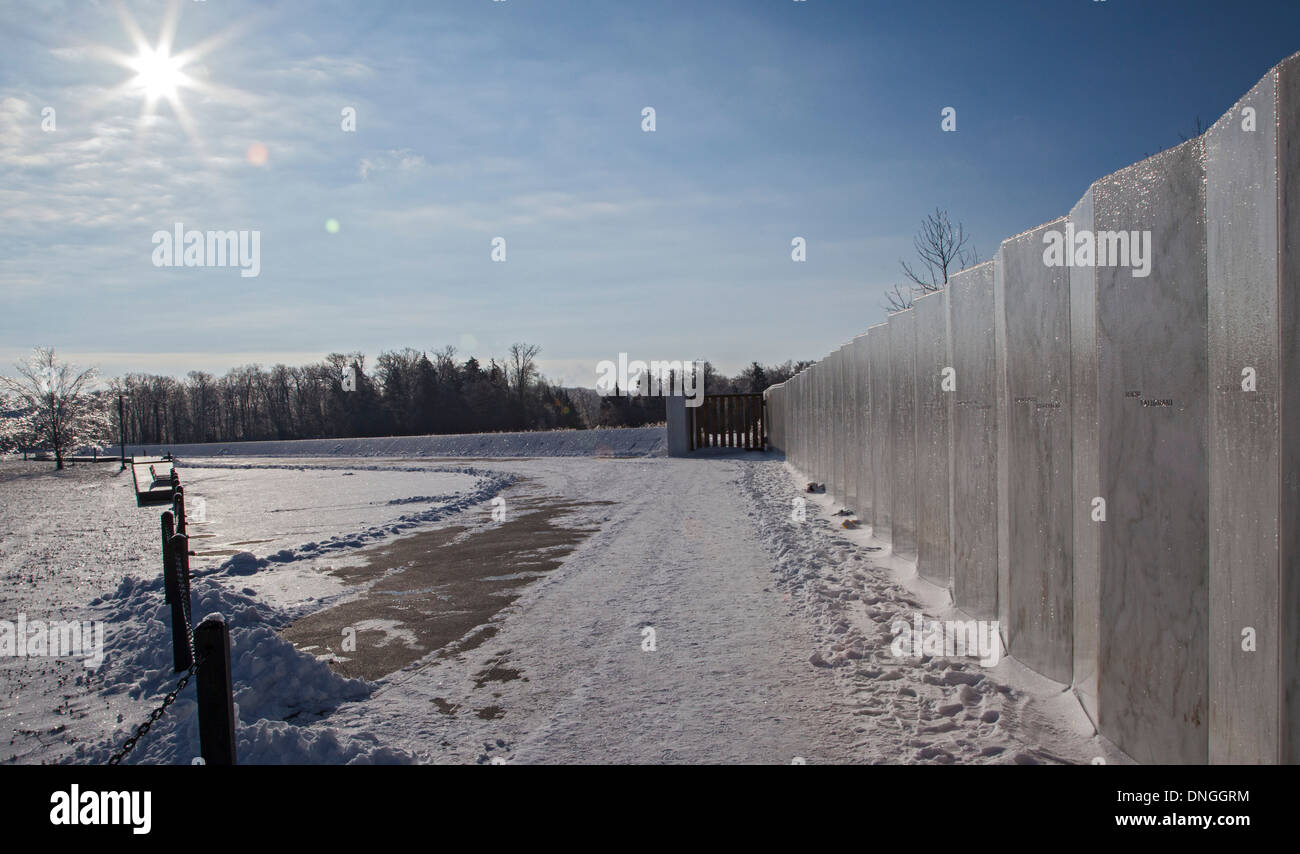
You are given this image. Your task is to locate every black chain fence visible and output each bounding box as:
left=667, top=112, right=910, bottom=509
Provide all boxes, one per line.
left=107, top=464, right=236, bottom=765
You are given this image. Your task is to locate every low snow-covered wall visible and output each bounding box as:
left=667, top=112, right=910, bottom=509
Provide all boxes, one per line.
left=764, top=52, right=1300, bottom=765
left=102, top=425, right=666, bottom=460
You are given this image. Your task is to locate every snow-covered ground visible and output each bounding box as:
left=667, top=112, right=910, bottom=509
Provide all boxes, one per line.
left=99, top=424, right=666, bottom=461
left=0, top=426, right=1128, bottom=764
left=0, top=457, right=509, bottom=764
left=176, top=460, right=507, bottom=610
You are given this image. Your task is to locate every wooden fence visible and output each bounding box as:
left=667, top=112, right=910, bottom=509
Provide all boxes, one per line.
left=689, top=393, right=766, bottom=451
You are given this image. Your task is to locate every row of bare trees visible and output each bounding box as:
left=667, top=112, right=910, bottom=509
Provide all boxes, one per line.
left=1, top=340, right=848, bottom=468
left=1, top=343, right=826, bottom=464
left=110, top=344, right=582, bottom=447
left=0, top=344, right=589, bottom=464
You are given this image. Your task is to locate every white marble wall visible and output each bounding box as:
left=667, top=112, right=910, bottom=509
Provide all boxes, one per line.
left=851, top=334, right=872, bottom=523
left=760, top=51, right=1300, bottom=765
left=1206, top=54, right=1300, bottom=764
left=842, top=345, right=852, bottom=506
left=889, top=309, right=919, bottom=561
left=949, top=262, right=1000, bottom=622
left=913, top=290, right=953, bottom=588
left=1074, top=138, right=1210, bottom=765
left=868, top=323, right=892, bottom=544
left=1000, top=220, right=1074, bottom=684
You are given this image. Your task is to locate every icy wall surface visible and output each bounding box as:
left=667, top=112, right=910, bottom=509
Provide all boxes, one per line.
left=764, top=52, right=1300, bottom=764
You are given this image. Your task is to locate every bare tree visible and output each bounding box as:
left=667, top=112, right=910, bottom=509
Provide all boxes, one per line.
left=883, top=283, right=915, bottom=313
left=1178, top=116, right=1206, bottom=143
left=1146, top=116, right=1209, bottom=158
left=901, top=207, right=978, bottom=291
left=431, top=345, right=458, bottom=383
left=885, top=207, right=979, bottom=312
left=507, top=342, right=541, bottom=408
left=0, top=347, right=112, bottom=469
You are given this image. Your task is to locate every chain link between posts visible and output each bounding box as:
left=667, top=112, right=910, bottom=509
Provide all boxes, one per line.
left=108, top=535, right=203, bottom=766
left=107, top=650, right=205, bottom=765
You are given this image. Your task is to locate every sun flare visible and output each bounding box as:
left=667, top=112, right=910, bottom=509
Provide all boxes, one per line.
left=129, top=47, right=186, bottom=101
left=91, top=0, right=253, bottom=144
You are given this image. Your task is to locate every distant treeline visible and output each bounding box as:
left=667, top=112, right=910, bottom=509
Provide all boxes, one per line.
left=111, top=348, right=814, bottom=446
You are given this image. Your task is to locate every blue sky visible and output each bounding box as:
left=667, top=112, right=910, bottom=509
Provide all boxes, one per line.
left=2, top=0, right=1298, bottom=387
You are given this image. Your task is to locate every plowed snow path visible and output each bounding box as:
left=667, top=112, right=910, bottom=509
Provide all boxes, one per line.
left=328, top=455, right=1121, bottom=764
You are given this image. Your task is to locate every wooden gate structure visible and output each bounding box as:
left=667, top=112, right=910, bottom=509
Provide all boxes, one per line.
left=688, top=393, right=766, bottom=451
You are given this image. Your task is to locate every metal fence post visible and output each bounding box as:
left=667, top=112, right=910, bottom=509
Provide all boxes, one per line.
left=161, top=512, right=175, bottom=606
left=172, top=485, right=186, bottom=535
left=194, top=617, right=237, bottom=765
left=165, top=531, right=193, bottom=672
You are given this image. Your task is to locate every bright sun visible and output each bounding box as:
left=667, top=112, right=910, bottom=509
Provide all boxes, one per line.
left=129, top=47, right=186, bottom=100
left=85, top=3, right=254, bottom=146
left=92, top=1, right=248, bottom=140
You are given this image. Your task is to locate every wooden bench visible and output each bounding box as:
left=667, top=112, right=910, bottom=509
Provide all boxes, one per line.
left=148, top=465, right=176, bottom=488
left=132, top=458, right=178, bottom=506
